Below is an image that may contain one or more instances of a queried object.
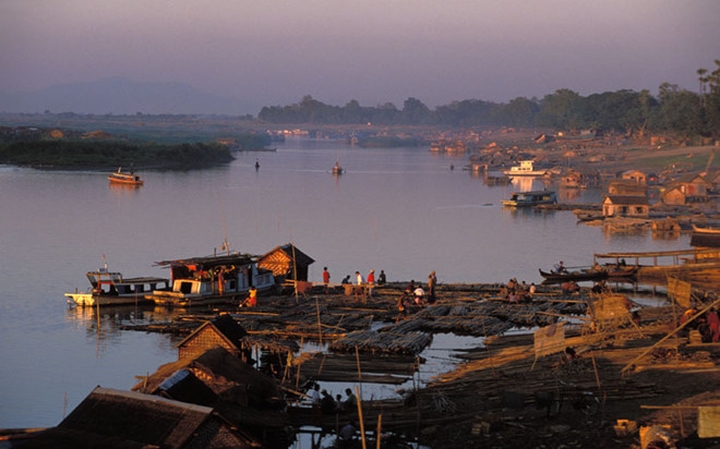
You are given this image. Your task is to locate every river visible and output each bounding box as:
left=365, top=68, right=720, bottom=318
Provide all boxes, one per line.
left=0, top=137, right=689, bottom=430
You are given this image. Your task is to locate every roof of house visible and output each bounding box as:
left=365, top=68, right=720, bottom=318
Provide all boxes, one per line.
left=603, top=195, right=649, bottom=205
left=133, top=346, right=281, bottom=402
left=262, top=243, right=315, bottom=267
left=175, top=314, right=247, bottom=350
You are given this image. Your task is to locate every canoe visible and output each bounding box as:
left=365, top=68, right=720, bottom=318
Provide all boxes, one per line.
left=538, top=269, right=607, bottom=283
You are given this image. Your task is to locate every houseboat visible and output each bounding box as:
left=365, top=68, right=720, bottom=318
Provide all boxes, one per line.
left=502, top=160, right=547, bottom=177
left=65, top=267, right=169, bottom=307
left=502, top=190, right=557, bottom=207
left=108, top=167, right=144, bottom=186
left=145, top=252, right=277, bottom=307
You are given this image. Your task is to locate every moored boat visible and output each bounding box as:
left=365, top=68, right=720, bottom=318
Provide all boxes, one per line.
left=539, top=268, right=607, bottom=283
left=145, top=252, right=277, bottom=307
left=502, top=190, right=557, bottom=207
left=65, top=266, right=169, bottom=307
left=502, top=160, right=547, bottom=177
left=108, top=167, right=144, bottom=185
left=692, top=223, right=720, bottom=234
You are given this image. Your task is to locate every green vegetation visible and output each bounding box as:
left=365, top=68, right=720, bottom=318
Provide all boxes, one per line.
left=0, top=139, right=234, bottom=169
left=259, top=60, right=720, bottom=142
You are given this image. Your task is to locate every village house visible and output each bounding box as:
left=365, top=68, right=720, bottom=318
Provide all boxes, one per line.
left=620, top=169, right=647, bottom=184
left=258, top=243, right=315, bottom=283
left=661, top=185, right=687, bottom=206
left=19, top=387, right=258, bottom=449
left=607, top=179, right=647, bottom=196
left=602, top=195, right=650, bottom=218
left=176, top=314, right=248, bottom=361
left=666, top=173, right=713, bottom=203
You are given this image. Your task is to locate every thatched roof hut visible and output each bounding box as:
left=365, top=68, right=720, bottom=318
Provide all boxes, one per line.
left=18, top=387, right=256, bottom=448
left=258, top=243, right=315, bottom=281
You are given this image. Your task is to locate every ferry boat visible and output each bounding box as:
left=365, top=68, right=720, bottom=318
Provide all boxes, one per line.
left=502, top=190, right=557, bottom=207
left=108, top=167, right=144, bottom=185
left=145, top=252, right=277, bottom=307
left=502, top=160, right=547, bottom=177
left=65, top=266, right=169, bottom=307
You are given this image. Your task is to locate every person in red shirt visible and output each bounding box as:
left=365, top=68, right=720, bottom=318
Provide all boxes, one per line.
left=322, top=267, right=330, bottom=293
left=366, top=270, right=375, bottom=298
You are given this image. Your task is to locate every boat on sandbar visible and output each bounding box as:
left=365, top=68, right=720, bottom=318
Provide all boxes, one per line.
left=145, top=252, right=277, bottom=307
left=65, top=266, right=169, bottom=307
left=108, top=167, right=144, bottom=186
left=502, top=160, right=547, bottom=177
left=502, top=190, right=557, bottom=207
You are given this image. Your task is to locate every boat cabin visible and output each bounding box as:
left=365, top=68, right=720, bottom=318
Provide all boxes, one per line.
left=148, top=253, right=275, bottom=304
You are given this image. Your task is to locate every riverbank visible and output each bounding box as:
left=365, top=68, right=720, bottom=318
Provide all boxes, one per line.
left=30, top=281, right=720, bottom=448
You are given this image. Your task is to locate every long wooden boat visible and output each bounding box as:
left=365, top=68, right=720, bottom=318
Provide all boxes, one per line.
left=539, top=268, right=607, bottom=283
left=692, top=223, right=720, bottom=234
left=145, top=252, right=277, bottom=307
left=65, top=267, right=168, bottom=307
left=108, top=167, right=144, bottom=185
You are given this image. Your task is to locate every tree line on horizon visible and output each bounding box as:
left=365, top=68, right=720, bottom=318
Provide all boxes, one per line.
left=259, top=61, right=720, bottom=142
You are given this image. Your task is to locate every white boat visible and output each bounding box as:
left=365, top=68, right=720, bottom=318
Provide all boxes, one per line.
left=145, top=253, right=277, bottom=307
left=502, top=160, right=547, bottom=177
left=65, top=267, right=169, bottom=307
left=502, top=190, right=557, bottom=207
left=692, top=223, right=720, bottom=234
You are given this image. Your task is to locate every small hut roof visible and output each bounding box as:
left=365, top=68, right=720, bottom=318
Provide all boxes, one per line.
left=603, top=195, right=649, bottom=205
left=154, top=252, right=255, bottom=269
left=133, top=346, right=281, bottom=401
left=263, top=243, right=315, bottom=266
left=175, top=314, right=247, bottom=350
left=59, top=387, right=213, bottom=447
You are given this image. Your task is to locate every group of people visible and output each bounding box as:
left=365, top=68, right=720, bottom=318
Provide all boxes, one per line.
left=396, top=272, right=438, bottom=320
left=323, top=267, right=387, bottom=301
left=501, top=278, right=536, bottom=303
left=680, top=306, right=720, bottom=342
left=309, top=383, right=358, bottom=421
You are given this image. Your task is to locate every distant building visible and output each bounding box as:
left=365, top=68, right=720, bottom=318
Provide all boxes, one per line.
left=620, top=169, right=647, bottom=185
left=602, top=195, right=650, bottom=218
left=661, top=185, right=687, bottom=206
left=607, top=180, right=647, bottom=196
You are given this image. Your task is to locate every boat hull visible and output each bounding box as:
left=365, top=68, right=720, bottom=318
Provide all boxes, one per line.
left=65, top=292, right=153, bottom=307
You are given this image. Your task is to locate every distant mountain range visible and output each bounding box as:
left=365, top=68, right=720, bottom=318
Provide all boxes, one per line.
left=0, top=78, right=256, bottom=116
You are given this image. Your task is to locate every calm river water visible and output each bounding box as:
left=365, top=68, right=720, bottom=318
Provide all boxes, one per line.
left=0, top=137, right=689, bottom=429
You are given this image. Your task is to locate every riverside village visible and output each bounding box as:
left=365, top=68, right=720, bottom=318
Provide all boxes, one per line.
left=5, top=125, right=720, bottom=449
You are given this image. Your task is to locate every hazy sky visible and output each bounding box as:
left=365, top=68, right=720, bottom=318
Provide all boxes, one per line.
left=1, top=0, right=719, bottom=112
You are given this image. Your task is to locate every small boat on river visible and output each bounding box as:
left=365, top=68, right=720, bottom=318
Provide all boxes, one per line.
left=145, top=252, right=277, bottom=307
left=502, top=190, right=557, bottom=207
left=539, top=265, right=639, bottom=283
left=65, top=266, right=169, bottom=307
left=332, top=161, right=344, bottom=175
left=108, top=167, right=144, bottom=186
left=692, top=223, right=720, bottom=234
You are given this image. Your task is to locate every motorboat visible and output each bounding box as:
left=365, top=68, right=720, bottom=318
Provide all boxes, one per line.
left=108, top=167, right=144, bottom=185
left=145, top=252, right=277, bottom=307
left=502, top=160, right=547, bottom=177
left=65, top=266, right=168, bottom=307
left=502, top=190, right=557, bottom=207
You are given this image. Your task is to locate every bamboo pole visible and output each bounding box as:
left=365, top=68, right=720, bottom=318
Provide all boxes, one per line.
left=621, top=297, right=720, bottom=373
left=376, top=414, right=382, bottom=449
left=316, top=296, right=323, bottom=345
left=356, top=385, right=366, bottom=449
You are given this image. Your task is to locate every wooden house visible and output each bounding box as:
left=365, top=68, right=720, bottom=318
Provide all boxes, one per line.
left=602, top=195, right=650, bottom=218
left=620, top=169, right=647, bottom=185
left=20, top=387, right=257, bottom=449
left=661, top=185, right=687, bottom=206
left=133, top=346, right=285, bottom=412
left=674, top=173, right=712, bottom=201
left=607, top=179, right=647, bottom=196
left=176, top=314, right=248, bottom=361
left=258, top=243, right=315, bottom=282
